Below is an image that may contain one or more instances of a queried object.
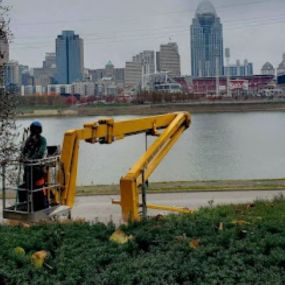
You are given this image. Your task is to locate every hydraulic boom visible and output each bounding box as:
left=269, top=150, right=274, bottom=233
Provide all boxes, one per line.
left=58, top=111, right=191, bottom=222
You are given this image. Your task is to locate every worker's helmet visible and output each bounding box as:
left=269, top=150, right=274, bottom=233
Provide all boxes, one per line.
left=30, top=120, right=42, bottom=134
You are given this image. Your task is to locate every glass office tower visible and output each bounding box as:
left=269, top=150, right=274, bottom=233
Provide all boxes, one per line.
left=191, top=0, right=224, bottom=77
left=55, top=31, right=84, bottom=84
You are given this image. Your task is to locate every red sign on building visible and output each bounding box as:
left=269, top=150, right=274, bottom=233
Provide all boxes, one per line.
left=230, top=80, right=249, bottom=90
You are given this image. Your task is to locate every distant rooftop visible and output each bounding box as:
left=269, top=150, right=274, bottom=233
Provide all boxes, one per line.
left=60, top=31, right=77, bottom=37
left=64, top=30, right=74, bottom=33
left=106, top=60, right=114, bottom=67
left=262, top=62, right=274, bottom=70
left=196, top=0, right=217, bottom=16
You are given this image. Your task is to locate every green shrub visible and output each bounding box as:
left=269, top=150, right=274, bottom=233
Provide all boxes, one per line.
left=1, top=198, right=285, bottom=284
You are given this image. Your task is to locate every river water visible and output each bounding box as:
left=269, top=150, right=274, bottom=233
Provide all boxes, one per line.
left=18, top=111, right=285, bottom=185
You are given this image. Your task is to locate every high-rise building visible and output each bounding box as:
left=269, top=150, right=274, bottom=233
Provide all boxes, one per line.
left=156, top=51, right=160, bottom=73
left=55, top=31, right=84, bottom=84
left=19, top=65, right=29, bottom=85
left=224, top=59, right=254, bottom=77
left=190, top=0, right=224, bottom=77
left=114, top=68, right=125, bottom=88
left=125, top=61, right=142, bottom=88
left=43, top=52, right=56, bottom=69
left=156, top=43, right=181, bottom=77
left=21, top=70, right=34, bottom=86
left=5, top=60, right=20, bottom=86
left=124, top=50, right=155, bottom=88
left=33, top=52, right=56, bottom=86
left=33, top=67, right=56, bottom=86
left=133, top=50, right=155, bottom=75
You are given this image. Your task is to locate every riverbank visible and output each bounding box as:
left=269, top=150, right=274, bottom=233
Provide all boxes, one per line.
left=1, top=179, right=284, bottom=199
left=76, top=178, right=285, bottom=196
left=17, top=100, right=285, bottom=118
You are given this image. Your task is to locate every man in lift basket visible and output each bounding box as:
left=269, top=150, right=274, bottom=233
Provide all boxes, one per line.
left=19, top=120, right=48, bottom=211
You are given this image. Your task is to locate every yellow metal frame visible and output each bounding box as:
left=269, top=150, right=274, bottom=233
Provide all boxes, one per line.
left=58, top=112, right=192, bottom=222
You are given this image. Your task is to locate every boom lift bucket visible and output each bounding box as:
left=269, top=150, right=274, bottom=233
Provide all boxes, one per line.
left=2, top=146, right=70, bottom=222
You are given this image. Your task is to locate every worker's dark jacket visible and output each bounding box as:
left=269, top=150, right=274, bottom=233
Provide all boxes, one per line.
left=22, top=134, right=47, bottom=160
left=20, top=134, right=48, bottom=210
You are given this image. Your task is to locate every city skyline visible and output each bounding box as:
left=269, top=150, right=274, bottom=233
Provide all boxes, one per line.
left=8, top=0, right=285, bottom=74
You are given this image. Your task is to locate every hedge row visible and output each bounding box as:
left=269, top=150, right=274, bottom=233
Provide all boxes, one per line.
left=1, top=196, right=285, bottom=284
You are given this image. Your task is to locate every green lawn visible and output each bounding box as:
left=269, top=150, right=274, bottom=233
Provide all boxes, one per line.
left=76, top=179, right=285, bottom=196
left=1, top=195, right=285, bottom=284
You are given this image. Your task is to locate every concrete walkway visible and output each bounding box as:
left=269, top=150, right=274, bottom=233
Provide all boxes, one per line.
left=1, top=190, right=285, bottom=224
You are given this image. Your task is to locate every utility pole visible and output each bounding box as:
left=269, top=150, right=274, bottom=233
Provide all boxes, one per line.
left=215, top=49, right=220, bottom=96
left=225, top=48, right=231, bottom=97
left=141, top=60, right=145, bottom=90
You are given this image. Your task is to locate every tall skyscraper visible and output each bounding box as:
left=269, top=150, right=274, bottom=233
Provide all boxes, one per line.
left=55, top=31, right=84, bottom=84
left=190, top=0, right=224, bottom=77
left=156, top=42, right=181, bottom=77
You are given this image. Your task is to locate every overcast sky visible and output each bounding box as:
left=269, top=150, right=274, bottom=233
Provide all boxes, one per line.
left=8, top=0, right=285, bottom=75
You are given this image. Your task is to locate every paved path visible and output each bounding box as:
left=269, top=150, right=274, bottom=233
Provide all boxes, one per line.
left=1, top=190, right=285, bottom=224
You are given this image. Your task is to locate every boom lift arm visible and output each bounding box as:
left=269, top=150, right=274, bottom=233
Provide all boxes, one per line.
left=58, top=112, right=191, bottom=222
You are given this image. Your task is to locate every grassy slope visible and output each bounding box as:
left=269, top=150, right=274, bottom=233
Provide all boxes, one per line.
left=76, top=179, right=285, bottom=196
left=2, top=179, right=284, bottom=199
left=1, top=196, right=285, bottom=284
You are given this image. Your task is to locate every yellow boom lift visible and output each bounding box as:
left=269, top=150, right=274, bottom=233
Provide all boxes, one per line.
left=2, top=112, right=191, bottom=222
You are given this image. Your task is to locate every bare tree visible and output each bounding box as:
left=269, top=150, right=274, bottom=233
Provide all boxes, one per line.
left=0, top=1, right=19, bottom=170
